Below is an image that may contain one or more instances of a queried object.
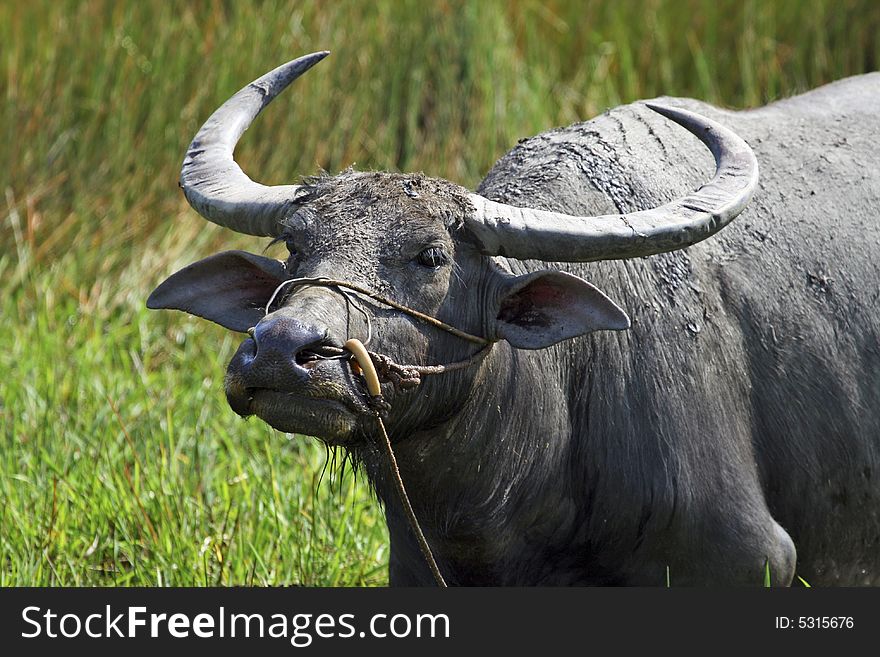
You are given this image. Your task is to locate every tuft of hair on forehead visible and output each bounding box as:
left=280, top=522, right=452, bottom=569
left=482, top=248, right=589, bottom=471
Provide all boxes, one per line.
left=288, top=169, right=474, bottom=231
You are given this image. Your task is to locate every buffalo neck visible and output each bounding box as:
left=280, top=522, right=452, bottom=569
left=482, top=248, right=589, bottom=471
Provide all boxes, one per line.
left=357, top=339, right=588, bottom=585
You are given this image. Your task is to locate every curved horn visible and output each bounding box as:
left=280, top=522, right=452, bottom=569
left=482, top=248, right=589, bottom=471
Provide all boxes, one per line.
left=465, top=103, right=759, bottom=262
left=179, top=51, right=330, bottom=237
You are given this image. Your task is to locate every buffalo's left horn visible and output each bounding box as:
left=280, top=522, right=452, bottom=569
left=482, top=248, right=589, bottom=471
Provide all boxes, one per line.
left=465, top=103, right=758, bottom=262
left=179, top=51, right=329, bottom=237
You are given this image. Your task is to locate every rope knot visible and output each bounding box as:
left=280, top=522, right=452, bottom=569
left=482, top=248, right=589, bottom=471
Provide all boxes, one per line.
left=370, top=352, right=423, bottom=390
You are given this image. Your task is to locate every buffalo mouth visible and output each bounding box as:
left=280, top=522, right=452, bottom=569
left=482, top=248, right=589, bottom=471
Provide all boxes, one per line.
left=224, top=338, right=371, bottom=444
left=246, top=390, right=361, bottom=441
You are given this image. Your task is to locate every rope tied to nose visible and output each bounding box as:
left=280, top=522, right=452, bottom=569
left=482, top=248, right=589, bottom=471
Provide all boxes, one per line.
left=265, top=277, right=489, bottom=345
left=261, top=276, right=495, bottom=587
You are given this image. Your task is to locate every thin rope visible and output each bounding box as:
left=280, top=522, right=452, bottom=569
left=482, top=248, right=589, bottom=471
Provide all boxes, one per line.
left=344, top=338, right=494, bottom=587
left=265, top=277, right=489, bottom=345
left=339, top=288, right=373, bottom=346
left=373, top=412, right=447, bottom=587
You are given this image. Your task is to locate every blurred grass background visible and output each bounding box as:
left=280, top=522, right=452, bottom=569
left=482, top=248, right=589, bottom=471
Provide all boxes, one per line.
left=1, top=0, right=878, bottom=585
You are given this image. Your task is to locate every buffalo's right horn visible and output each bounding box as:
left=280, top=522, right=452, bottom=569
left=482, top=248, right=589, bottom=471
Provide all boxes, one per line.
left=465, top=104, right=759, bottom=262
left=179, top=51, right=329, bottom=237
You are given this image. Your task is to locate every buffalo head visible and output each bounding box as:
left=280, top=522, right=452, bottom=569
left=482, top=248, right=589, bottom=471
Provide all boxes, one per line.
left=148, top=52, right=757, bottom=446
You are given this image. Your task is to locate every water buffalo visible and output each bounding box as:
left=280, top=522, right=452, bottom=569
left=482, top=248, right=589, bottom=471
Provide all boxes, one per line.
left=148, top=52, right=880, bottom=585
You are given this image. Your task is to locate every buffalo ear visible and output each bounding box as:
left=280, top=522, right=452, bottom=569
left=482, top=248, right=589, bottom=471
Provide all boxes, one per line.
left=492, top=269, right=630, bottom=349
left=147, top=250, right=286, bottom=332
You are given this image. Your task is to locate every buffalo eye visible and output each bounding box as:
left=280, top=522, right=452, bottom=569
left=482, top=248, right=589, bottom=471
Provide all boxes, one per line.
left=416, top=246, right=448, bottom=268
left=285, top=239, right=297, bottom=258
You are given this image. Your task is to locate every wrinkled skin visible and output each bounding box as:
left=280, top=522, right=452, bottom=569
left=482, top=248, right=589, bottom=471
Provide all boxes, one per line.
left=151, top=73, right=880, bottom=585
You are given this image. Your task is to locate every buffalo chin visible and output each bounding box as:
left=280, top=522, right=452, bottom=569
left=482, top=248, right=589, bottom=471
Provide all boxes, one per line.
left=247, top=390, right=360, bottom=444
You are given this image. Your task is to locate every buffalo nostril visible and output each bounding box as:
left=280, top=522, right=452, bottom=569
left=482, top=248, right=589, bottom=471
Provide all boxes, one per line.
left=294, top=342, right=344, bottom=366
left=248, top=315, right=342, bottom=378
left=296, top=350, right=319, bottom=366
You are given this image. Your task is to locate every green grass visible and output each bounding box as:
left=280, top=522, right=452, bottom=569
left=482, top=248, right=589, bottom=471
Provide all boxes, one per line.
left=0, top=272, right=388, bottom=585
left=2, top=0, right=878, bottom=586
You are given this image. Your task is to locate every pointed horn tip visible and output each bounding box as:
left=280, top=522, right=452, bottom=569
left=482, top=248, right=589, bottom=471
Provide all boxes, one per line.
left=261, top=51, right=330, bottom=91
left=291, top=50, right=331, bottom=68
left=263, top=51, right=331, bottom=85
